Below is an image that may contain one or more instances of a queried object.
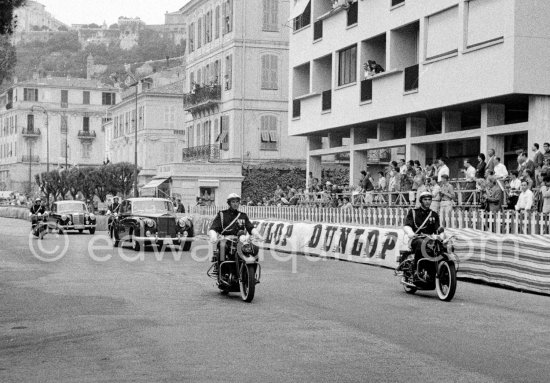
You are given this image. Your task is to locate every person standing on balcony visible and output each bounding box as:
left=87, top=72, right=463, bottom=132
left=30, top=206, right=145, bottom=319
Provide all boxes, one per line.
left=399, top=159, right=407, bottom=175
left=439, top=174, right=455, bottom=226
left=493, top=157, right=509, bottom=180
left=376, top=171, right=387, bottom=191
left=485, top=176, right=503, bottom=213
left=515, top=180, right=534, bottom=212
left=486, top=149, right=497, bottom=174
left=437, top=157, right=450, bottom=182
left=430, top=177, right=441, bottom=213
left=476, top=153, right=487, bottom=179
left=532, top=143, right=544, bottom=169
left=543, top=143, right=550, bottom=162
left=540, top=175, right=550, bottom=214
left=507, top=170, right=521, bottom=210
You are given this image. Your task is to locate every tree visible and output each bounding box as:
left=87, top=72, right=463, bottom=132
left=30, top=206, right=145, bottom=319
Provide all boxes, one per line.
left=0, top=0, right=26, bottom=35
left=79, top=167, right=96, bottom=201
left=35, top=171, right=60, bottom=203
left=91, top=166, right=111, bottom=202
left=65, top=167, right=84, bottom=199
left=108, top=23, right=119, bottom=30
left=0, top=36, right=16, bottom=84
left=110, top=162, right=139, bottom=198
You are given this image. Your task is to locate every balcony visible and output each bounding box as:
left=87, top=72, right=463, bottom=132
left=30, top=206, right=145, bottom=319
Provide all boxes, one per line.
left=21, top=128, right=41, bottom=138
left=183, top=85, right=221, bottom=115
left=404, top=64, right=419, bottom=92
left=21, top=155, right=40, bottom=163
left=78, top=130, right=96, bottom=140
left=182, top=144, right=220, bottom=161
left=360, top=79, right=372, bottom=102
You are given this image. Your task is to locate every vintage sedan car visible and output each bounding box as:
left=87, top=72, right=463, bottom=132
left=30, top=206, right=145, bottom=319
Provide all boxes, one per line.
left=110, top=197, right=194, bottom=251
left=48, top=200, right=97, bottom=234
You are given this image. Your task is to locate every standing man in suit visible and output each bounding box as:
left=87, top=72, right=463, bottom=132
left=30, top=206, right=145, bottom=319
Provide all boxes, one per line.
left=485, top=149, right=497, bottom=174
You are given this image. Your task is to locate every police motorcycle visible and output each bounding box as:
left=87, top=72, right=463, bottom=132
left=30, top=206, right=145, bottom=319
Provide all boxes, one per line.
left=395, top=234, right=459, bottom=302
left=30, top=212, right=48, bottom=239
left=207, top=231, right=262, bottom=302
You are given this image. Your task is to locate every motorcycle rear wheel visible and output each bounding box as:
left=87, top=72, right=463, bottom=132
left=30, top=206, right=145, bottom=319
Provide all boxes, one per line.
left=436, top=261, right=457, bottom=302
left=239, top=264, right=256, bottom=303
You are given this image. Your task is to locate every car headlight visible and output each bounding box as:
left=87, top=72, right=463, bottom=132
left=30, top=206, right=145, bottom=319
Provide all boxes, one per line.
left=145, top=219, right=155, bottom=227
left=177, top=217, right=188, bottom=227
left=89, top=213, right=95, bottom=220
left=61, top=214, right=67, bottom=221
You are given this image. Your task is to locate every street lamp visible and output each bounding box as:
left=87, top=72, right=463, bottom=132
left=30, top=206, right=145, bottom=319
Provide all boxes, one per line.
left=31, top=105, right=49, bottom=173
left=127, top=75, right=140, bottom=197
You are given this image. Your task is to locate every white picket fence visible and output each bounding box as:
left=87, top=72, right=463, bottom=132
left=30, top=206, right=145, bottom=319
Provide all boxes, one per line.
left=189, top=205, right=550, bottom=236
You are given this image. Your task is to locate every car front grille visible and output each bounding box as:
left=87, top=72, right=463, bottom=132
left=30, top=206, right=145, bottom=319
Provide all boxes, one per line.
left=157, top=216, right=175, bottom=236
left=72, top=214, right=84, bottom=225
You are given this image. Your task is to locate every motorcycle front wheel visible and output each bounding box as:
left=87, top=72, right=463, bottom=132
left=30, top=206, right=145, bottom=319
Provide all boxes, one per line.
left=436, top=261, right=457, bottom=301
left=239, top=263, right=256, bottom=303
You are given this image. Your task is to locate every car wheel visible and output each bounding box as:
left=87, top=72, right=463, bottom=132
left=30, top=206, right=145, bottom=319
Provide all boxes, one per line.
left=130, top=229, right=140, bottom=251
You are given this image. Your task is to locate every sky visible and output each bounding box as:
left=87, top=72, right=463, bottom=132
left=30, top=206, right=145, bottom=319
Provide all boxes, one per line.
left=37, top=0, right=191, bottom=26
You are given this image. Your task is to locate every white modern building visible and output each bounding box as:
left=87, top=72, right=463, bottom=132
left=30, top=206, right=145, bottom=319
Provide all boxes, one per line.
left=0, top=75, right=116, bottom=193
left=289, top=0, right=550, bottom=182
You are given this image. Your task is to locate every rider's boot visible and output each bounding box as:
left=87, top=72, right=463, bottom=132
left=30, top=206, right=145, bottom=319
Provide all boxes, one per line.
left=211, top=250, right=219, bottom=275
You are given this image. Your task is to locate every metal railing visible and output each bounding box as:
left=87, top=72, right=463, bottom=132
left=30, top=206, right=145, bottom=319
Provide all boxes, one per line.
left=183, top=85, right=221, bottom=110
left=182, top=144, right=220, bottom=161
left=189, top=205, right=550, bottom=235
left=21, top=128, right=41, bottom=137
left=21, top=155, right=40, bottom=163
left=78, top=130, right=96, bottom=139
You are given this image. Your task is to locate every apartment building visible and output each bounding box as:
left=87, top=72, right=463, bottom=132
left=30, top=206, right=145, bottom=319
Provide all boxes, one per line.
left=0, top=76, right=116, bottom=193
left=165, top=0, right=306, bottom=206
left=289, top=0, right=550, bottom=182
left=106, top=70, right=187, bottom=197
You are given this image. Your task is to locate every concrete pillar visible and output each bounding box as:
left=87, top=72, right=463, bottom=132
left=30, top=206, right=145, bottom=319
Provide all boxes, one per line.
left=307, top=155, right=322, bottom=189
left=406, top=143, right=426, bottom=164
left=406, top=117, right=426, bottom=138
left=378, top=122, right=394, bottom=141
left=442, top=111, right=461, bottom=133
left=480, top=103, right=505, bottom=154
left=350, top=149, right=368, bottom=187
left=528, top=96, right=550, bottom=147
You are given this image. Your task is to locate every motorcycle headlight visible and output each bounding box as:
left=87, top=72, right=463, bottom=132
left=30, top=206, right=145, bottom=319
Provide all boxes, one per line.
left=145, top=219, right=155, bottom=227
left=61, top=214, right=67, bottom=221
left=177, top=217, right=188, bottom=227
left=239, top=235, right=247, bottom=243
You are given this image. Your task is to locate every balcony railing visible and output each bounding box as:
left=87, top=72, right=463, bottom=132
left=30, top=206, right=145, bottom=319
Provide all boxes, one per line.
left=78, top=130, right=96, bottom=140
left=21, top=155, right=40, bottom=163
left=313, top=20, right=323, bottom=41
left=321, top=89, right=331, bottom=111
left=21, top=128, right=41, bottom=137
left=292, top=99, right=301, bottom=118
left=360, top=79, right=372, bottom=102
left=404, top=64, right=419, bottom=92
left=182, top=144, right=220, bottom=161
left=183, top=85, right=221, bottom=113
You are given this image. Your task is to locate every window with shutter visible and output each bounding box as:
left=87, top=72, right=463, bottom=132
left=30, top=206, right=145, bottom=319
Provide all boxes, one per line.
left=189, top=23, right=194, bottom=52
left=197, top=18, right=202, bottom=48
left=260, top=115, right=278, bottom=150
left=338, top=45, right=357, bottom=86
left=225, top=55, right=232, bottom=90
left=261, top=54, right=278, bottom=90
left=263, top=0, right=278, bottom=31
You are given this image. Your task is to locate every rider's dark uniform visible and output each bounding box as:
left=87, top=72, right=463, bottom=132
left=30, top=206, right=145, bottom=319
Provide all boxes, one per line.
left=405, top=206, right=444, bottom=265
left=210, top=207, right=255, bottom=263
left=29, top=203, right=46, bottom=226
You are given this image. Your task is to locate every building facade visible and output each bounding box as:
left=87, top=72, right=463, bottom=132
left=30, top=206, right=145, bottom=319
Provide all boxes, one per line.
left=106, top=71, right=187, bottom=197
left=0, top=76, right=116, bottom=193
left=289, top=0, right=550, bottom=183
left=13, top=1, right=66, bottom=33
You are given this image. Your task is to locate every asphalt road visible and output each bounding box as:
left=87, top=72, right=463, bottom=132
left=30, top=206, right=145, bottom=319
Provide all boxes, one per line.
left=0, top=217, right=548, bottom=383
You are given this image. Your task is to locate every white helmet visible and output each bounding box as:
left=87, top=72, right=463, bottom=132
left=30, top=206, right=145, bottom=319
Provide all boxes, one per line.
left=418, top=191, right=433, bottom=202
left=227, top=193, right=241, bottom=203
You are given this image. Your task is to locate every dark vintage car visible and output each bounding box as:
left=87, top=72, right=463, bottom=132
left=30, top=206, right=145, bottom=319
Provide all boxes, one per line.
left=48, top=200, right=97, bottom=234
left=109, top=197, right=194, bottom=251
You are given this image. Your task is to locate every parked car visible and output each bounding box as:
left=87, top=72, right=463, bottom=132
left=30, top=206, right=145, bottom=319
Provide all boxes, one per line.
left=109, top=197, right=194, bottom=251
left=48, top=200, right=97, bottom=234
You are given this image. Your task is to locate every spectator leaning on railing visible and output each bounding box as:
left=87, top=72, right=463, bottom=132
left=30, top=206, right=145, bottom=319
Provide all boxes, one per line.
left=515, top=180, right=534, bottom=212
left=540, top=175, right=550, bottom=214
left=507, top=170, right=521, bottom=209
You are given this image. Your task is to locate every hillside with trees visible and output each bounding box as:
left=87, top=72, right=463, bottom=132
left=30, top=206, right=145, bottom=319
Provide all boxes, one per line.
left=10, top=27, right=185, bottom=86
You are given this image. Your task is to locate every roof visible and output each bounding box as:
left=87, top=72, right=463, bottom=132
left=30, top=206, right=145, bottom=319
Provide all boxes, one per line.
left=14, top=77, right=115, bottom=91
left=144, top=80, right=184, bottom=96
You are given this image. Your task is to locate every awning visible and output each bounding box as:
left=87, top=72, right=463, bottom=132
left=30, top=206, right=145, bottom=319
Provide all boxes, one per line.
left=216, top=130, right=228, bottom=143
left=289, top=0, right=310, bottom=21
left=141, top=177, right=169, bottom=189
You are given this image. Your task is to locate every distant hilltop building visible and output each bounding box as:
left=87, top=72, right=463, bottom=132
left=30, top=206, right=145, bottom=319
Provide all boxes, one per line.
left=13, top=0, right=67, bottom=33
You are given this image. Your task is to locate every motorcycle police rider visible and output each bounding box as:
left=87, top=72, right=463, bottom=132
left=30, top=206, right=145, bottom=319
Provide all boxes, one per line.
left=208, top=193, right=262, bottom=273
left=401, top=191, right=446, bottom=279
left=29, top=197, right=46, bottom=226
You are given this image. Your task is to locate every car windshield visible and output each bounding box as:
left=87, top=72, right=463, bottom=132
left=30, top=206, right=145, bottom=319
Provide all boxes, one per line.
left=57, top=202, right=87, bottom=213
left=132, top=200, right=174, bottom=214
